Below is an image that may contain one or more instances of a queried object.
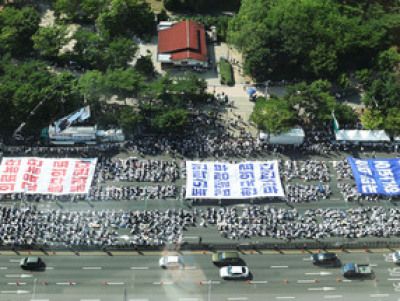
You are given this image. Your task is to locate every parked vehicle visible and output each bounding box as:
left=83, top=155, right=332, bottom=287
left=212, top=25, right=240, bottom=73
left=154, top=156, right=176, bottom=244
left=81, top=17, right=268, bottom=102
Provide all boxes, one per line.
left=20, top=256, right=45, bottom=271
left=212, top=252, right=242, bottom=266
left=392, top=251, right=400, bottom=264
left=219, top=266, right=249, bottom=280
left=342, top=263, right=372, bottom=278
left=159, top=255, right=184, bottom=269
left=311, top=253, right=340, bottom=266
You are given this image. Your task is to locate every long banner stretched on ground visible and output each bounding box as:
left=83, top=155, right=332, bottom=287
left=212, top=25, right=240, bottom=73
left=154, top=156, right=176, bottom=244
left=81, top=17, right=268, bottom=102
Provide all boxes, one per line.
left=348, top=157, right=400, bottom=195
left=0, top=157, right=97, bottom=195
left=185, top=161, right=284, bottom=199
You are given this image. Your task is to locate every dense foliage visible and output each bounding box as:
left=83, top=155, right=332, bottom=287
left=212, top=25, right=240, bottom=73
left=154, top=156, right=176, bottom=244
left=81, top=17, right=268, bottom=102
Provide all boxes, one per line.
left=251, top=80, right=357, bottom=133
left=0, top=6, right=40, bottom=57
left=228, top=0, right=400, bottom=81
left=164, top=0, right=240, bottom=13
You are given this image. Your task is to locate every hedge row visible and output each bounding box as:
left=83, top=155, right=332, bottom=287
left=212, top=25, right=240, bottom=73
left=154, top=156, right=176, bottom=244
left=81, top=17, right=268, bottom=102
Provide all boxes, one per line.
left=219, top=58, right=234, bottom=86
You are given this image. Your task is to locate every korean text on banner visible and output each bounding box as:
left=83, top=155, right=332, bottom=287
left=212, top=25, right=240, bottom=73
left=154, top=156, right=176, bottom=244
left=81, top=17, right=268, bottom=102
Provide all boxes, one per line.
left=185, top=161, right=285, bottom=199
left=347, top=157, right=400, bottom=195
left=0, top=157, right=97, bottom=195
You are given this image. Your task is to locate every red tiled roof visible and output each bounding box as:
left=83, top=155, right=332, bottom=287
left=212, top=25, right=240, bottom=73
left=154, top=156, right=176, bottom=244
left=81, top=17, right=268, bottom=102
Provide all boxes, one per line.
left=158, top=20, right=207, bottom=62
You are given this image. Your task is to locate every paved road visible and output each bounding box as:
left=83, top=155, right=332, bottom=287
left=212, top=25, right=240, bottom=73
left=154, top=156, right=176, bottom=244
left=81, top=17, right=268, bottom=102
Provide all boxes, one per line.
left=0, top=251, right=399, bottom=301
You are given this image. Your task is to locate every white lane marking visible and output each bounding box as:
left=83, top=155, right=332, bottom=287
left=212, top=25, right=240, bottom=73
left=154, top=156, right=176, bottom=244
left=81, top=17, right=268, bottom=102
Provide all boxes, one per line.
left=200, top=280, right=220, bottom=285
left=31, top=299, right=49, bottom=301
left=46, top=267, right=55, bottom=270
left=369, top=294, right=389, bottom=298
left=129, top=299, right=148, bottom=301
left=9, top=259, right=21, bottom=263
left=107, top=282, right=125, bottom=285
left=82, top=267, right=102, bottom=270
left=130, top=267, right=149, bottom=270
left=305, top=271, right=331, bottom=276
left=0, top=267, right=8, bottom=270
left=56, top=282, right=77, bottom=285
left=5, top=274, right=32, bottom=278
left=184, top=266, right=197, bottom=270
left=370, top=264, right=378, bottom=267
left=303, top=258, right=312, bottom=261
left=324, top=295, right=343, bottom=299
left=308, top=287, right=336, bottom=291
left=152, top=281, right=174, bottom=285
left=271, top=266, right=288, bottom=268
left=249, top=280, right=268, bottom=284
left=180, top=298, right=199, bottom=301
left=1, top=290, right=30, bottom=294
left=8, top=282, right=27, bottom=285
left=341, top=279, right=352, bottom=282
left=80, top=299, right=100, bottom=301
left=227, top=298, right=248, bottom=301
left=388, top=278, right=400, bottom=281
left=276, top=297, right=295, bottom=299
left=297, top=279, right=317, bottom=284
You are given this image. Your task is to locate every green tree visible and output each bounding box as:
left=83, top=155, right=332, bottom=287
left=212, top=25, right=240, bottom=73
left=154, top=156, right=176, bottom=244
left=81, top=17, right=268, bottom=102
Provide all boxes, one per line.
left=251, top=97, right=296, bottom=134
left=360, top=108, right=384, bottom=129
left=104, top=37, right=138, bottom=69
left=385, top=108, right=400, bottom=136
left=54, top=0, right=107, bottom=22
left=96, top=0, right=155, bottom=39
left=0, top=60, right=82, bottom=138
left=152, top=108, right=189, bottom=133
left=375, top=47, right=400, bottom=72
left=363, top=72, right=400, bottom=114
left=32, top=24, right=68, bottom=59
left=286, top=80, right=336, bottom=125
left=334, top=103, right=357, bottom=127
left=118, top=106, right=143, bottom=134
left=0, top=6, right=40, bottom=57
left=102, top=68, right=144, bottom=99
left=135, top=54, right=156, bottom=78
left=228, top=0, right=400, bottom=81
left=71, top=29, right=137, bottom=70
left=77, top=70, right=104, bottom=101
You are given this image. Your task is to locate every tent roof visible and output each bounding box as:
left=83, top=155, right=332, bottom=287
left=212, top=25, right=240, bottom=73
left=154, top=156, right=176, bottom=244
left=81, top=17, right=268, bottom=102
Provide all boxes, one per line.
left=260, top=128, right=305, bottom=145
left=335, top=130, right=390, bottom=142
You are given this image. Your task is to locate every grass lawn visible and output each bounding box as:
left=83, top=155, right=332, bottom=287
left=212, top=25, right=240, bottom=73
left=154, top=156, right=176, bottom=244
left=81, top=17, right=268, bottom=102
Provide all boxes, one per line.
left=219, top=58, right=235, bottom=86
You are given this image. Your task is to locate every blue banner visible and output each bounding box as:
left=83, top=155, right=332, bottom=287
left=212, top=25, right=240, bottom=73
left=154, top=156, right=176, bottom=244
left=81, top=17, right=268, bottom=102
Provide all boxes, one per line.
left=348, top=157, right=400, bottom=195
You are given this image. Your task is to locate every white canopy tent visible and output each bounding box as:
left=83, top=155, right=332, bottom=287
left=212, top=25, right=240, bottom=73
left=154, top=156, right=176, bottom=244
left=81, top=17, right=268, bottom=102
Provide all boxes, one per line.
left=335, top=130, right=390, bottom=142
left=260, top=128, right=305, bottom=145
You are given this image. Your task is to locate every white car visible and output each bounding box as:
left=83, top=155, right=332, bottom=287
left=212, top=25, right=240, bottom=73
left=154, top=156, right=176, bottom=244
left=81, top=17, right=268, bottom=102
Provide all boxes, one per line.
left=219, top=265, right=249, bottom=280
left=392, top=251, right=400, bottom=264
left=159, top=255, right=184, bottom=269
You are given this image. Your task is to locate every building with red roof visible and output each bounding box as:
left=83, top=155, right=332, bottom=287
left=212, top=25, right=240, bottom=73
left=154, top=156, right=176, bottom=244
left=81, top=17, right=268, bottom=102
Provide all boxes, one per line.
left=157, top=20, right=208, bottom=67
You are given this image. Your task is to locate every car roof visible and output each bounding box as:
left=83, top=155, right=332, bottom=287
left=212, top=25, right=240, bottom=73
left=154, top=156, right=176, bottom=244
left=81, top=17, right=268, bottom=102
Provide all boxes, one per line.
left=165, top=256, right=180, bottom=263
left=26, top=256, right=39, bottom=263
left=318, top=253, right=336, bottom=258
left=220, top=252, right=239, bottom=258
left=230, top=266, right=244, bottom=274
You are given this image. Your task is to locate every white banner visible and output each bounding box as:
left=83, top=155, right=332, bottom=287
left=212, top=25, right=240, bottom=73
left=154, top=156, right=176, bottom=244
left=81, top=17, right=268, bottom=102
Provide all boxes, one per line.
left=185, top=161, right=284, bottom=199
left=0, top=157, right=97, bottom=195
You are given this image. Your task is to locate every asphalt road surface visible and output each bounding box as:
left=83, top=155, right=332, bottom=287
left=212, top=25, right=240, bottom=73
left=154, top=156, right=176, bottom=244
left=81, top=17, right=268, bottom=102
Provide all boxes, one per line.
left=0, top=251, right=399, bottom=301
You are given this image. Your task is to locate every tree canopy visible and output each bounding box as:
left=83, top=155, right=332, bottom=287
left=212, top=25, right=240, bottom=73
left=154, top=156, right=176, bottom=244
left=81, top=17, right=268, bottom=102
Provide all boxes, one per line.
left=0, top=60, right=82, bottom=138
left=228, top=0, right=400, bottom=81
left=0, top=6, right=40, bottom=57
left=251, top=97, right=296, bottom=134
left=96, top=0, right=156, bottom=39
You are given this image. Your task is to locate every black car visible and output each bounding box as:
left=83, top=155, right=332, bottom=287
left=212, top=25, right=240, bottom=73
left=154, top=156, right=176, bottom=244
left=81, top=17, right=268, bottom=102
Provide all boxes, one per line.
left=311, top=253, right=339, bottom=266
left=20, top=256, right=45, bottom=271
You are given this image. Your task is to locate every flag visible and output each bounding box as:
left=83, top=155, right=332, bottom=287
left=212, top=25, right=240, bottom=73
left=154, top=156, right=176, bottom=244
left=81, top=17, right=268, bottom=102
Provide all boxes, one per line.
left=332, top=111, right=340, bottom=133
